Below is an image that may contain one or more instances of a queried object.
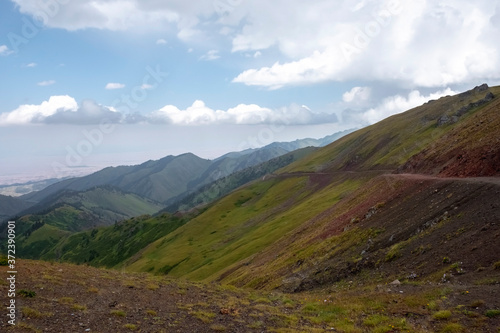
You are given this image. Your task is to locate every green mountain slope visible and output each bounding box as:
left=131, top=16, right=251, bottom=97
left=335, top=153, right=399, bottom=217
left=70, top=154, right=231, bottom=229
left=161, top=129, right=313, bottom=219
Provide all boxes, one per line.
left=0, top=186, right=164, bottom=259
left=0, top=194, right=32, bottom=220
left=19, top=185, right=163, bottom=232
left=121, top=84, right=500, bottom=292
left=39, top=212, right=194, bottom=267
left=281, top=84, right=500, bottom=175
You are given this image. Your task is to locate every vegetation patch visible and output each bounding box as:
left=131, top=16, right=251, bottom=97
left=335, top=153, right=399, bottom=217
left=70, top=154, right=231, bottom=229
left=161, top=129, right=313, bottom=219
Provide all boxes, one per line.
left=433, top=310, right=452, bottom=320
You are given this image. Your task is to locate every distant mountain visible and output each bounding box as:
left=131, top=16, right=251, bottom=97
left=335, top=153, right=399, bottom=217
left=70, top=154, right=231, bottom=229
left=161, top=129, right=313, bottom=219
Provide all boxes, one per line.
left=0, top=194, right=32, bottom=220
left=21, top=131, right=354, bottom=206
left=22, top=153, right=212, bottom=204
left=164, top=146, right=319, bottom=212
left=15, top=185, right=163, bottom=232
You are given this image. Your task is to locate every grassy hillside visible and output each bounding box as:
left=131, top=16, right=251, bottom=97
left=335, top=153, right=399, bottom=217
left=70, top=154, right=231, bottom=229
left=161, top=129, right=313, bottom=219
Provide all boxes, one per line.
left=19, top=185, right=163, bottom=232
left=40, top=212, right=194, bottom=267
left=281, top=84, right=500, bottom=174
left=0, top=186, right=165, bottom=259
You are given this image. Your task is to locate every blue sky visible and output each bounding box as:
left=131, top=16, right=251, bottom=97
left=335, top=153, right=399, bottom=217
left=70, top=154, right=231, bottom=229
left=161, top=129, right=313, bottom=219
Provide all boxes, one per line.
left=1, top=0, right=499, bottom=183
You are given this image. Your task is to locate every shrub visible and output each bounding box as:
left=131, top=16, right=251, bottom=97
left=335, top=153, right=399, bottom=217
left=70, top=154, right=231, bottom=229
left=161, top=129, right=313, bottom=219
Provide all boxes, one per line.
left=110, top=310, right=126, bottom=317
left=485, top=309, right=500, bottom=318
left=433, top=310, right=452, bottom=320
left=145, top=309, right=157, bottom=316
left=18, top=289, right=36, bottom=298
left=123, top=323, right=137, bottom=330
left=441, top=323, right=464, bottom=332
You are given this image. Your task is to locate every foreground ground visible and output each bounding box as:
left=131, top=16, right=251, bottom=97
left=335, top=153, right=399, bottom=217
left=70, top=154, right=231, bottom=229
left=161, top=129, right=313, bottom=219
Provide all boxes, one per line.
left=1, top=260, right=499, bottom=332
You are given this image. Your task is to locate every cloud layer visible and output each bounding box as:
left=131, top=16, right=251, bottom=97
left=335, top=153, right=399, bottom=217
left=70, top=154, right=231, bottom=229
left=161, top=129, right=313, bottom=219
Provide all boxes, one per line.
left=0, top=96, right=338, bottom=126
left=11, top=0, right=500, bottom=90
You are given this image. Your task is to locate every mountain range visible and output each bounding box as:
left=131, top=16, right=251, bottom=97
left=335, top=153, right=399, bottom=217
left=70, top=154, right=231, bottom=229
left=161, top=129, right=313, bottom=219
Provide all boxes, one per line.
left=1, top=84, right=500, bottom=332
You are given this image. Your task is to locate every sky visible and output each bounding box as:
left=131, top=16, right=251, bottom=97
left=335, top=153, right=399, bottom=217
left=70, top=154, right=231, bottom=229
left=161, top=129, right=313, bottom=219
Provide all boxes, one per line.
left=1, top=0, right=500, bottom=184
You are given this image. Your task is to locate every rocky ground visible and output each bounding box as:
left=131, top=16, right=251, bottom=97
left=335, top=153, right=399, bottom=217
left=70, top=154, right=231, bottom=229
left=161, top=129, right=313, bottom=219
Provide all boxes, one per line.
left=1, top=259, right=499, bottom=332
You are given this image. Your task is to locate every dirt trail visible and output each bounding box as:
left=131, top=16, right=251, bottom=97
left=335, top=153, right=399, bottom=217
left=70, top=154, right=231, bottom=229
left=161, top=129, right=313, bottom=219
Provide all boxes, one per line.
left=388, top=173, right=500, bottom=186
left=273, top=170, right=500, bottom=186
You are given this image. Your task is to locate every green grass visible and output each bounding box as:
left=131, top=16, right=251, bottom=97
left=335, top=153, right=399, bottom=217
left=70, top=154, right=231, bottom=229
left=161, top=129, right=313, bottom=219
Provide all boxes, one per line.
left=190, top=310, right=216, bottom=323
left=441, top=323, right=464, bottom=332
left=485, top=309, right=500, bottom=318
left=433, top=310, right=452, bottom=320
left=110, top=310, right=126, bottom=317
left=123, top=323, right=138, bottom=330
left=18, top=289, right=36, bottom=298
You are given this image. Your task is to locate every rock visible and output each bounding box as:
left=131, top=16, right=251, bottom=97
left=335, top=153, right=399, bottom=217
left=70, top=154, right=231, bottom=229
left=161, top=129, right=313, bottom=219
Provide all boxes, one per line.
left=437, top=115, right=451, bottom=126
left=474, top=83, right=489, bottom=92
left=484, top=92, right=495, bottom=102
left=389, top=279, right=401, bottom=285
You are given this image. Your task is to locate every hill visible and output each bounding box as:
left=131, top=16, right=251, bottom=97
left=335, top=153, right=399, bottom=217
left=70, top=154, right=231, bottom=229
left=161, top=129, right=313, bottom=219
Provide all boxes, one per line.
left=0, top=186, right=164, bottom=259
left=21, top=153, right=212, bottom=204
left=0, top=194, right=31, bottom=220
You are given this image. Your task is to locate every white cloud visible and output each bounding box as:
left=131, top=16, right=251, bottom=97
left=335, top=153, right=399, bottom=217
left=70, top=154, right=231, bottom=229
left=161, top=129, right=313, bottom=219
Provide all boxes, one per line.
left=105, top=83, right=126, bottom=90
left=343, top=86, right=371, bottom=103
left=0, top=45, right=10, bottom=55
left=37, top=80, right=56, bottom=86
left=231, top=1, right=500, bottom=89
left=140, top=84, right=154, bottom=90
left=0, top=96, right=78, bottom=125
left=26, top=62, right=37, bottom=68
left=151, top=100, right=337, bottom=126
left=1, top=97, right=337, bottom=127
left=360, top=88, right=458, bottom=124
left=156, top=39, right=167, bottom=45
left=200, top=50, right=220, bottom=61
left=10, top=1, right=500, bottom=90
left=0, top=96, right=122, bottom=126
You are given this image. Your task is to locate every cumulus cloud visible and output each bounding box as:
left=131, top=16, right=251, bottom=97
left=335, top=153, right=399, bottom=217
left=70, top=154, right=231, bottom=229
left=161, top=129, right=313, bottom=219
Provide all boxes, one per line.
left=230, top=1, right=500, bottom=89
left=343, top=86, right=371, bottom=103
left=0, top=96, right=78, bottom=125
left=156, top=39, right=167, bottom=45
left=0, top=96, right=337, bottom=126
left=26, top=62, right=37, bottom=68
left=37, top=80, right=56, bottom=86
left=0, top=96, right=122, bottom=126
left=105, top=83, right=125, bottom=90
left=10, top=1, right=500, bottom=89
left=358, top=88, right=458, bottom=125
left=150, top=100, right=337, bottom=126
left=44, top=99, right=122, bottom=125
left=10, top=0, right=209, bottom=32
